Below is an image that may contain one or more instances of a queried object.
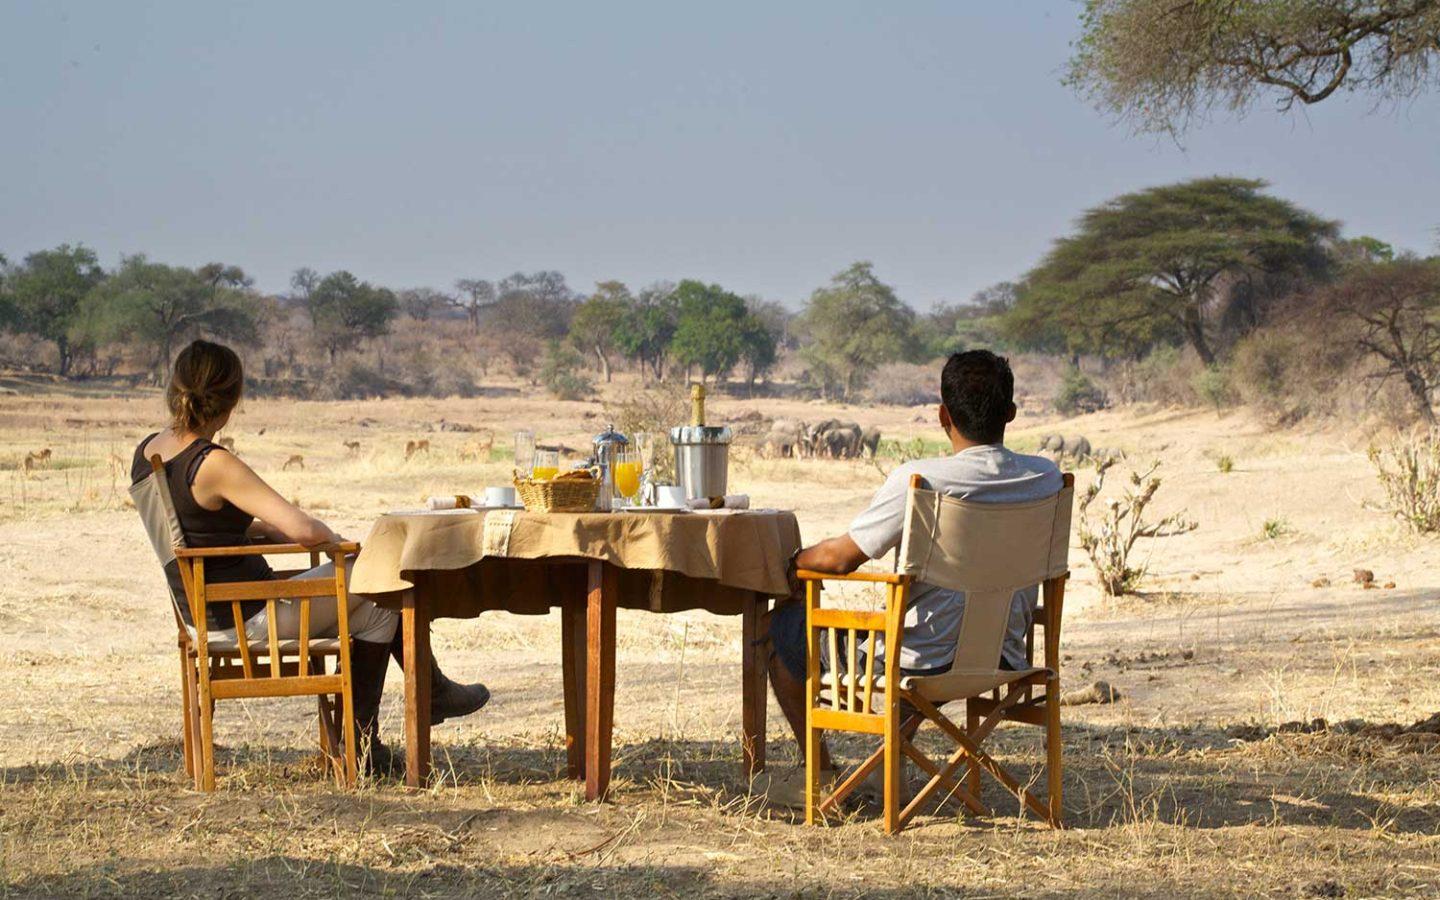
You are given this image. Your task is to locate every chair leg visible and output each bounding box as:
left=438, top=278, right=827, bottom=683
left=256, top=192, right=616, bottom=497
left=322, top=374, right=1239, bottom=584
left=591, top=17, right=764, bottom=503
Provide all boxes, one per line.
left=883, top=704, right=902, bottom=834
left=178, top=646, right=195, bottom=779
left=965, top=701, right=982, bottom=804
left=197, top=665, right=217, bottom=792
left=1046, top=675, right=1063, bottom=827
left=804, top=722, right=823, bottom=826
left=340, top=661, right=358, bottom=789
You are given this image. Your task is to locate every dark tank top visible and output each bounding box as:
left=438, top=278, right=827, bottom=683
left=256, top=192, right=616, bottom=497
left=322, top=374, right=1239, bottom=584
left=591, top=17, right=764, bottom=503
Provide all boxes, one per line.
left=132, top=434, right=272, bottom=629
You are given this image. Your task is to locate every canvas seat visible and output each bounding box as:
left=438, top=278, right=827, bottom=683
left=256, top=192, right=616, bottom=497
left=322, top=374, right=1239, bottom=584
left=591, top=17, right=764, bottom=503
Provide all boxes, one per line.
left=131, top=453, right=362, bottom=790
left=797, top=472, right=1073, bottom=833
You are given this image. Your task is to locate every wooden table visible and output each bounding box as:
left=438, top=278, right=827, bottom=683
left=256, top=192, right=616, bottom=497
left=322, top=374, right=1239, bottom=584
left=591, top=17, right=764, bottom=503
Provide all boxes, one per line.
left=351, top=508, right=800, bottom=800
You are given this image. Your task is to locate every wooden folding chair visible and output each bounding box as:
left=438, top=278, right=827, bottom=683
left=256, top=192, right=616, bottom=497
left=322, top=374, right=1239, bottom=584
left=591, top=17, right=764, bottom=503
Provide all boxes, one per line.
left=131, top=454, right=361, bottom=791
left=797, top=472, right=1073, bottom=833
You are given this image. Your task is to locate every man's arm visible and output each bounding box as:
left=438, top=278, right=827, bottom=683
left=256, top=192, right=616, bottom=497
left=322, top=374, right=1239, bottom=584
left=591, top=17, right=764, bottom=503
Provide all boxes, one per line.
left=795, top=534, right=869, bottom=575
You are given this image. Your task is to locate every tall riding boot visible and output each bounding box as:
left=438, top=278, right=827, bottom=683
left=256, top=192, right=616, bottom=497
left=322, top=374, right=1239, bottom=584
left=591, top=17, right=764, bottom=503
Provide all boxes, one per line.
left=388, top=628, right=491, bottom=725
left=349, top=638, right=398, bottom=776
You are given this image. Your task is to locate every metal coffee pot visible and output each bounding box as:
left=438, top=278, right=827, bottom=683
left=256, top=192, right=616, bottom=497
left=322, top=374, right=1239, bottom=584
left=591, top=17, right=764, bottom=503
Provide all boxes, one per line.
left=591, top=424, right=629, bottom=511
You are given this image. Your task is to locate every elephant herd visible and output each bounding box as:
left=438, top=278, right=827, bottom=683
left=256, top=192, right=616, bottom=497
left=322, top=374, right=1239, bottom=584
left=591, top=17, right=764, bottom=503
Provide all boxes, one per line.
left=759, top=418, right=882, bottom=459
left=1035, top=433, right=1124, bottom=464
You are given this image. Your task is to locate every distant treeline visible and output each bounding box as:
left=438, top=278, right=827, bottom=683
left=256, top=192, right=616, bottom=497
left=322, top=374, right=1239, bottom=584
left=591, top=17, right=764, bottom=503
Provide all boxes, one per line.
left=2, top=176, right=1438, bottom=421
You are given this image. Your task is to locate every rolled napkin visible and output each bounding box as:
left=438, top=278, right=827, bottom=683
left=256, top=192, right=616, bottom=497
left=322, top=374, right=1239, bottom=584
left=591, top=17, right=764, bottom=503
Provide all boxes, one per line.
left=426, top=494, right=473, bottom=510
left=686, top=494, right=750, bottom=511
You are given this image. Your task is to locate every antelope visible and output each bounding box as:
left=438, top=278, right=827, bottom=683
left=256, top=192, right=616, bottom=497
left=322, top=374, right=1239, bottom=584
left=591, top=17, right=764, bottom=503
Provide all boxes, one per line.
left=343, top=440, right=362, bottom=456
left=404, top=439, right=431, bottom=461
left=458, top=433, right=494, bottom=461
left=23, top=448, right=52, bottom=474
left=282, top=454, right=305, bottom=471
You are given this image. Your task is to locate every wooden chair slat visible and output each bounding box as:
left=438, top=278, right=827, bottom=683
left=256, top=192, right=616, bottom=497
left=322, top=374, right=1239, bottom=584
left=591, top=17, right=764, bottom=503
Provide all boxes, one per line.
left=266, top=600, right=281, bottom=678
left=846, top=628, right=858, bottom=712
left=206, top=578, right=338, bottom=602
left=298, top=598, right=311, bottom=677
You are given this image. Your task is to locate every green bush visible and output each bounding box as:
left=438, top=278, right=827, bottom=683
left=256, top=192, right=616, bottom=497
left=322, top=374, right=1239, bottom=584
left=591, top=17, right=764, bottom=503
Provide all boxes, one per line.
left=1053, top=368, right=1106, bottom=415
left=1191, top=365, right=1236, bottom=411
left=1216, top=454, right=1235, bottom=474
left=539, top=340, right=593, bottom=401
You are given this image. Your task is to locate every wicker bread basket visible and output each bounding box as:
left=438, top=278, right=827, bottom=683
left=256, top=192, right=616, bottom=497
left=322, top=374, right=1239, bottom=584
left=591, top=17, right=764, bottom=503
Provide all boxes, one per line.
left=513, top=468, right=601, bottom=513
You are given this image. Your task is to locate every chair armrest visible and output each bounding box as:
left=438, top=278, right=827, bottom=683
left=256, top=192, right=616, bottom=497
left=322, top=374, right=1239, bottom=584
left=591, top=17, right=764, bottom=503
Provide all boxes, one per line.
left=176, top=541, right=361, bottom=558
left=796, top=569, right=910, bottom=585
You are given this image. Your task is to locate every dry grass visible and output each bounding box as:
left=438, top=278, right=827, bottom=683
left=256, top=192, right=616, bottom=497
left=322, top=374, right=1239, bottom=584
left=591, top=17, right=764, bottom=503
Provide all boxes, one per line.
left=2, top=377, right=1440, bottom=897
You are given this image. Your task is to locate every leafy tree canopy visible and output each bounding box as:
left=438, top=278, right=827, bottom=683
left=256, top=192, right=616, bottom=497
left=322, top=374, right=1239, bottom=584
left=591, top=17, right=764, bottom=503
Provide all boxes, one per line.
left=7, top=244, right=105, bottom=375
left=309, top=270, right=399, bottom=359
left=1068, top=0, right=1440, bottom=135
left=800, top=261, right=915, bottom=399
left=75, top=256, right=261, bottom=378
left=570, top=281, right=633, bottom=381
left=613, top=282, right=678, bottom=381
left=1006, top=177, right=1337, bottom=362
left=669, top=280, right=750, bottom=380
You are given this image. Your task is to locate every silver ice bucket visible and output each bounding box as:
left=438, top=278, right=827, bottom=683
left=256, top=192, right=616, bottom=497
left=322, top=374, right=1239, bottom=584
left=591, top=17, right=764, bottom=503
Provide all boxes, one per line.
left=670, top=424, right=732, bottom=501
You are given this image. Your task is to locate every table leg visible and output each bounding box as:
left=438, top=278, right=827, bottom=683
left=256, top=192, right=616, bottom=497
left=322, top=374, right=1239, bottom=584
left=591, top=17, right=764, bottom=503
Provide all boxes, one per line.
left=742, top=591, right=769, bottom=777
left=585, top=560, right=617, bottom=801
left=561, top=591, right=587, bottom=781
left=402, top=588, right=432, bottom=789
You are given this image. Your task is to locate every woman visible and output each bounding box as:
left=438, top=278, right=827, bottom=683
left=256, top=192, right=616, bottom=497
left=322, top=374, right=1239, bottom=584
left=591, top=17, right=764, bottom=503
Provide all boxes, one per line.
left=132, top=339, right=488, bottom=774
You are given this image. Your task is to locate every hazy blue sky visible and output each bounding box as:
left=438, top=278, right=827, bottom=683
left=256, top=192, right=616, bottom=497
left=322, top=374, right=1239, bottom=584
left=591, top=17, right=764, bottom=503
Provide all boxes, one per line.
left=3, top=1, right=1437, bottom=309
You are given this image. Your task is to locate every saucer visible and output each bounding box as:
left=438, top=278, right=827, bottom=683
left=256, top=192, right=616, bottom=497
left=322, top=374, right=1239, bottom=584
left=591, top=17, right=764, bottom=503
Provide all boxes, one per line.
left=621, top=505, right=691, bottom=514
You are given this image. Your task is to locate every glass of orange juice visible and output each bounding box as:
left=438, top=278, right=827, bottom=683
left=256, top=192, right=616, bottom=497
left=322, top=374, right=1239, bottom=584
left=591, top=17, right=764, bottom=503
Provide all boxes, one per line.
left=532, top=449, right=559, bottom=481
left=613, top=449, right=642, bottom=506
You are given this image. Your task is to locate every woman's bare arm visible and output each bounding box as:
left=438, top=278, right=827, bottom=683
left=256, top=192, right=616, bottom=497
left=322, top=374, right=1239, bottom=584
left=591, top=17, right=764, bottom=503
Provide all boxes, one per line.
left=194, top=451, right=339, bottom=547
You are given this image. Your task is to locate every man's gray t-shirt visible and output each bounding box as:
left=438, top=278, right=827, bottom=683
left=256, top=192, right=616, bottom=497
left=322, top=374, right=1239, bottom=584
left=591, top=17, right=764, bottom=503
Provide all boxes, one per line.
left=848, top=444, right=1063, bottom=671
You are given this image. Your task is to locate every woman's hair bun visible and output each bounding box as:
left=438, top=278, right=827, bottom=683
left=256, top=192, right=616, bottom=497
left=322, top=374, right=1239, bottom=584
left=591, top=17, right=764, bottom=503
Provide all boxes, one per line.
left=166, top=340, right=244, bottom=434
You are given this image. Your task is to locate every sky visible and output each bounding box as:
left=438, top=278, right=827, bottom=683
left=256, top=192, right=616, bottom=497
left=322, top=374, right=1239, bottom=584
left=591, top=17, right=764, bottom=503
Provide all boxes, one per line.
left=2, top=1, right=1437, bottom=311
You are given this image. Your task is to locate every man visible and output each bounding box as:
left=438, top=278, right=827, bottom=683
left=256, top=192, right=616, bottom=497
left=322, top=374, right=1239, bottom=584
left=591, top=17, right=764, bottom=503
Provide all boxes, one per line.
left=762, top=350, right=1063, bottom=806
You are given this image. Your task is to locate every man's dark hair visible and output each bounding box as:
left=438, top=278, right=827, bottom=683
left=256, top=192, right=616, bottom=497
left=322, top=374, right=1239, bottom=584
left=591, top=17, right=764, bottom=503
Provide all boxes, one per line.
left=941, top=350, right=1015, bottom=444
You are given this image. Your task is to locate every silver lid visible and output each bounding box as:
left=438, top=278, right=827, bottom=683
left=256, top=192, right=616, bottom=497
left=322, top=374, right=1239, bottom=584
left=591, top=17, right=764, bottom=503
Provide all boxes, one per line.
left=669, top=424, right=733, bottom=445
left=592, top=423, right=630, bottom=448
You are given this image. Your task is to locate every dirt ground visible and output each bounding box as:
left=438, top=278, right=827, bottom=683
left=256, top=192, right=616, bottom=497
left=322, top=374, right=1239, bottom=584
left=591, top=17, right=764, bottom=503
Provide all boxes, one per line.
left=2, top=376, right=1439, bottom=898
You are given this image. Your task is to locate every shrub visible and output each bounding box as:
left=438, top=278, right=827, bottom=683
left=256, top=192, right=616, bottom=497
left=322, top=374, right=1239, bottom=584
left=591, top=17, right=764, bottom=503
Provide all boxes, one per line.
left=539, top=340, right=592, bottom=401
left=1216, top=454, right=1235, bottom=474
left=1368, top=430, right=1440, bottom=533
left=1191, top=365, right=1236, bottom=411
left=604, top=380, right=689, bottom=483
left=1260, top=517, right=1289, bottom=540
left=1054, top=368, right=1107, bottom=415
left=1077, top=459, right=1197, bottom=595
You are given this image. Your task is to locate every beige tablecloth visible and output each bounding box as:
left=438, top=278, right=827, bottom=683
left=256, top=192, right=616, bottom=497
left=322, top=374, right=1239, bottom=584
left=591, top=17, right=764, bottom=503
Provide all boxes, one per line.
left=350, top=509, right=802, bottom=619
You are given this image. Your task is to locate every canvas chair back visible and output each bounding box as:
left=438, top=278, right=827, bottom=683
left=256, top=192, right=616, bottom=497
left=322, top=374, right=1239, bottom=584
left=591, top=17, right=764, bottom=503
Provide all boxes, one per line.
left=897, top=476, right=1072, bottom=692
left=130, top=455, right=194, bottom=628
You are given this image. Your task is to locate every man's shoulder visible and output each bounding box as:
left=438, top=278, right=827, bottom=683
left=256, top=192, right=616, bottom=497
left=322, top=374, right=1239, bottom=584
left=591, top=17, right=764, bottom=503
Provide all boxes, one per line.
left=903, top=446, right=1062, bottom=499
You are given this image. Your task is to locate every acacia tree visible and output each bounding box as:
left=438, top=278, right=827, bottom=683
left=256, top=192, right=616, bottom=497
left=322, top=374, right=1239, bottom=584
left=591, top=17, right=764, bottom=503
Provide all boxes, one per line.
left=7, top=244, right=106, bottom=375
left=76, top=256, right=260, bottom=380
left=1316, top=256, right=1440, bottom=423
left=1007, top=178, right=1336, bottom=364
left=669, top=280, right=751, bottom=383
left=451, top=278, right=495, bottom=332
left=399, top=287, right=451, bottom=322
left=1068, top=0, right=1440, bottom=134
left=614, top=282, right=678, bottom=382
left=570, top=281, right=632, bottom=382
left=309, top=271, right=399, bottom=363
left=800, top=262, right=914, bottom=400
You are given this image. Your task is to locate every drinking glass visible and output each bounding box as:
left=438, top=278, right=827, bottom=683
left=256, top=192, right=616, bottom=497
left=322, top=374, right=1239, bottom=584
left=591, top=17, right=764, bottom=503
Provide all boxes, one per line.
left=613, top=449, right=642, bottom=505
left=514, top=430, right=536, bottom=474
left=532, top=449, right=560, bottom=481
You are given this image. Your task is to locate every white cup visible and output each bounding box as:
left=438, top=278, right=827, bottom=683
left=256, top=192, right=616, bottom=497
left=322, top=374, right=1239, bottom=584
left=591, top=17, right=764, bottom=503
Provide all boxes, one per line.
left=654, top=485, right=687, bottom=509
left=484, top=485, right=517, bottom=508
